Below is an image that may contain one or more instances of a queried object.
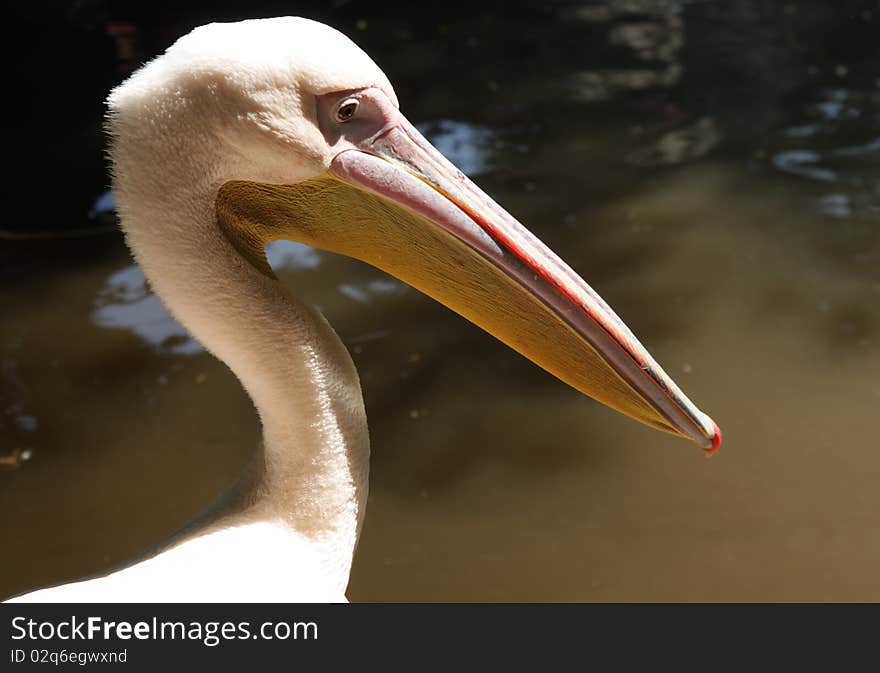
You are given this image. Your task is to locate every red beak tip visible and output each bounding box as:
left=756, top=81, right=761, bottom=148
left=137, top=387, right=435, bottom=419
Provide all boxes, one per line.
left=704, top=418, right=722, bottom=457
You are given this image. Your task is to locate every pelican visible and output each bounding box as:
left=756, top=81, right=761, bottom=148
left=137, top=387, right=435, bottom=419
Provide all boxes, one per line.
left=8, top=17, right=720, bottom=603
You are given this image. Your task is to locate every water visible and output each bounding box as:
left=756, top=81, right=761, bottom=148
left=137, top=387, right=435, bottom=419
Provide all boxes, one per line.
left=2, top=1, right=879, bottom=601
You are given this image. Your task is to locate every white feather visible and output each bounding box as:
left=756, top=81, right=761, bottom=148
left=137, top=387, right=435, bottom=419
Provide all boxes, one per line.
left=11, top=17, right=393, bottom=603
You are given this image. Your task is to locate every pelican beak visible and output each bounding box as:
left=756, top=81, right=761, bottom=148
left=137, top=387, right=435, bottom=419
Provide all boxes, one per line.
left=330, top=114, right=720, bottom=453
left=217, top=112, right=720, bottom=453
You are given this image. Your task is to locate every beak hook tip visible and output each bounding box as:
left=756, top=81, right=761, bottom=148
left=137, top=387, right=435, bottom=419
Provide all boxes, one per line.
left=704, top=418, right=722, bottom=456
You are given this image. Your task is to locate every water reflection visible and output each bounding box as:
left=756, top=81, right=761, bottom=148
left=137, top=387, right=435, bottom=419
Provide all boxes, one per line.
left=627, top=117, right=722, bottom=166
left=265, top=240, right=322, bottom=270
left=773, top=150, right=836, bottom=182
left=338, top=279, right=406, bottom=305
left=565, top=0, right=683, bottom=102
left=769, top=87, right=880, bottom=200
left=3, top=0, right=880, bottom=602
left=93, top=266, right=203, bottom=355
left=818, top=193, right=852, bottom=218
left=415, top=120, right=496, bottom=176
left=88, top=190, right=116, bottom=221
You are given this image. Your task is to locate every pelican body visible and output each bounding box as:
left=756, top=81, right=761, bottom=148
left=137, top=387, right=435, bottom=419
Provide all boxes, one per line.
left=8, top=17, right=719, bottom=602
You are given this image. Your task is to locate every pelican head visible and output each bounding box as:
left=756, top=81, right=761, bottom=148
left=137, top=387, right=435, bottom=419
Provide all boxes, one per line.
left=109, top=17, right=720, bottom=452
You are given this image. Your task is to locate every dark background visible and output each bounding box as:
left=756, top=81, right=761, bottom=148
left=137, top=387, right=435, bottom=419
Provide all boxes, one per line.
left=6, top=0, right=879, bottom=234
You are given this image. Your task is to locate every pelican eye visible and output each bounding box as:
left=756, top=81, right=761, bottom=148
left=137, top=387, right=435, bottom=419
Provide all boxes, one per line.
left=336, top=99, right=359, bottom=123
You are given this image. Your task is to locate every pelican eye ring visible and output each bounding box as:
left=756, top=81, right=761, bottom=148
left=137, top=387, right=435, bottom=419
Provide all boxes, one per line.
left=336, top=99, right=359, bottom=123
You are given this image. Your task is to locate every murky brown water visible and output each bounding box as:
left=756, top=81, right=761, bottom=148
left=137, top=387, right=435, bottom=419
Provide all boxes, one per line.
left=3, top=1, right=879, bottom=601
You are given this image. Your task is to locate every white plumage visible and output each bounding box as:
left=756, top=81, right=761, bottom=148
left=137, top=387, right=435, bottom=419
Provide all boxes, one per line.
left=14, top=17, right=388, bottom=603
